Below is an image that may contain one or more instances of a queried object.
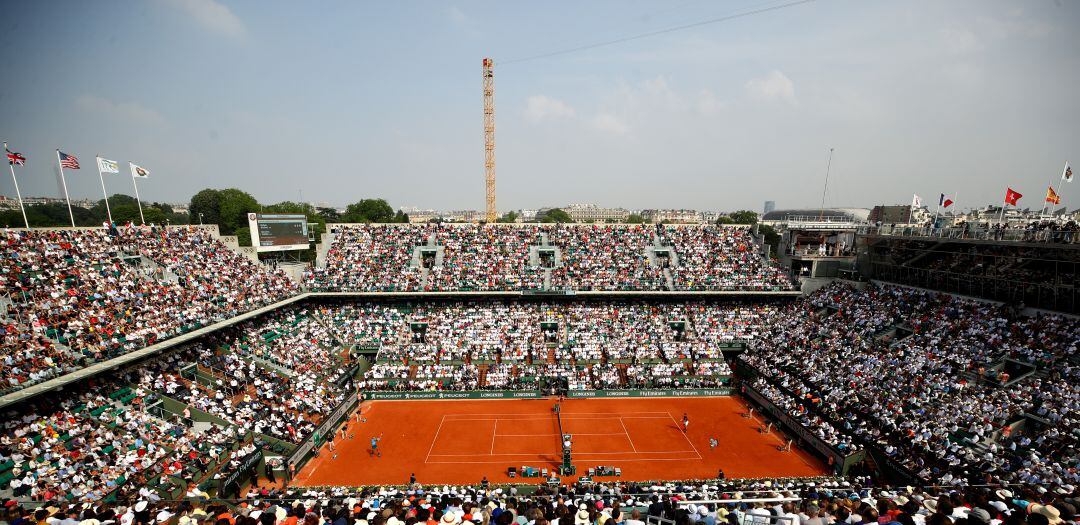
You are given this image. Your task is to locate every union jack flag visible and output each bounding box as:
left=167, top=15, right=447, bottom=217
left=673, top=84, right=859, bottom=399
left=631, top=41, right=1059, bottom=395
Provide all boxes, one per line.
left=5, top=144, right=25, bottom=166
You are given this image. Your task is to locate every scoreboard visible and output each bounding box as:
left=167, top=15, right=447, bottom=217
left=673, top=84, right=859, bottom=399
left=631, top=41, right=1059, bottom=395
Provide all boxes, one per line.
left=247, top=213, right=310, bottom=252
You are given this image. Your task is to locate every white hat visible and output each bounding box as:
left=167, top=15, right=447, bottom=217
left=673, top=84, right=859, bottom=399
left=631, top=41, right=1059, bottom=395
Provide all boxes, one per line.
left=1030, top=505, right=1063, bottom=525
left=575, top=510, right=591, bottom=525
left=156, top=510, right=174, bottom=523
left=135, top=502, right=149, bottom=513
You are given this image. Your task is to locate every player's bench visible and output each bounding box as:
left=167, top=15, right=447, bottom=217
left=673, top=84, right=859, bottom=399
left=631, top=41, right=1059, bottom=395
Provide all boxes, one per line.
left=587, top=466, right=621, bottom=477
left=510, top=466, right=548, bottom=478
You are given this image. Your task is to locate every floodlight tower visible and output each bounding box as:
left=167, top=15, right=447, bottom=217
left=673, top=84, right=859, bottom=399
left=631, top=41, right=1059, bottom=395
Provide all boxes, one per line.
left=483, top=58, right=496, bottom=222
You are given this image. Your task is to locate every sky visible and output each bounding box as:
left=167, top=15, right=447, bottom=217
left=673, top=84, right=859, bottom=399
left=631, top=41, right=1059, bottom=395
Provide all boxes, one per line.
left=1, top=0, right=1078, bottom=213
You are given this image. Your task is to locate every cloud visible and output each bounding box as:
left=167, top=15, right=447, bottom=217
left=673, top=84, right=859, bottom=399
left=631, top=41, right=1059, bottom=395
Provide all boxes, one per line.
left=447, top=6, right=480, bottom=36
left=695, top=89, right=725, bottom=116
left=524, top=95, right=576, bottom=122
left=160, top=0, right=245, bottom=38
left=745, top=70, right=796, bottom=105
left=76, top=95, right=167, bottom=127
left=940, top=27, right=982, bottom=55
left=590, top=113, right=629, bottom=135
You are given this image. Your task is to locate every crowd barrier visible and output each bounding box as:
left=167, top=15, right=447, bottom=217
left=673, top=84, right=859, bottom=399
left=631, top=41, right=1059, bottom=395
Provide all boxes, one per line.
left=361, top=390, right=544, bottom=400
left=287, top=388, right=359, bottom=469
left=566, top=388, right=732, bottom=398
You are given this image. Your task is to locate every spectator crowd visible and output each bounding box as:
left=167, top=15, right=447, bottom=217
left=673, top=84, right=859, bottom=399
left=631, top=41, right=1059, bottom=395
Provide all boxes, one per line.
left=304, top=224, right=793, bottom=293
left=742, top=282, right=1079, bottom=487
left=1, top=225, right=298, bottom=395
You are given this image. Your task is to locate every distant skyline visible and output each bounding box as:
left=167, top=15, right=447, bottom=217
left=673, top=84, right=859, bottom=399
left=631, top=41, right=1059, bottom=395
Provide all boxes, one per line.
left=1, top=1, right=1078, bottom=212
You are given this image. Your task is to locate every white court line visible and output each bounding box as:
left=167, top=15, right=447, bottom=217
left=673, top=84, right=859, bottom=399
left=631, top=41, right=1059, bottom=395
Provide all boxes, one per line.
left=444, top=416, right=669, bottom=422
left=667, top=412, right=704, bottom=460
left=490, top=419, right=498, bottom=454
left=443, top=412, right=669, bottom=418
left=428, top=449, right=692, bottom=457
left=425, top=456, right=701, bottom=464
left=424, top=415, right=447, bottom=463
left=429, top=452, right=558, bottom=457
left=495, top=432, right=628, bottom=437
left=618, top=417, right=638, bottom=453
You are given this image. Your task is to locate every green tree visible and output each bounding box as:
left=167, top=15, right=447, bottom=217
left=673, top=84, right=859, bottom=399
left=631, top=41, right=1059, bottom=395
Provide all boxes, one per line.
left=111, top=204, right=143, bottom=225
left=393, top=210, right=410, bottom=223
left=316, top=207, right=341, bottom=223
left=235, top=226, right=252, bottom=247
left=342, top=199, right=395, bottom=223
left=715, top=215, right=734, bottom=225
left=626, top=213, right=645, bottom=224
left=217, top=189, right=260, bottom=235
left=189, top=189, right=223, bottom=226
left=497, top=211, right=519, bottom=223
left=539, top=208, right=573, bottom=223
left=92, top=194, right=139, bottom=223
left=759, top=224, right=781, bottom=256
left=728, top=210, right=759, bottom=224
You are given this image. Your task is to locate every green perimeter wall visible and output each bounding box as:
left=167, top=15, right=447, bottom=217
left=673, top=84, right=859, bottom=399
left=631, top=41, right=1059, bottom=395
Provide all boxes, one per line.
left=361, top=388, right=732, bottom=400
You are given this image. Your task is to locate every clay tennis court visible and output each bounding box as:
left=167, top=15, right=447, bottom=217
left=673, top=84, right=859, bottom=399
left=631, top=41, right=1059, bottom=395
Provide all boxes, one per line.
left=292, top=396, right=826, bottom=486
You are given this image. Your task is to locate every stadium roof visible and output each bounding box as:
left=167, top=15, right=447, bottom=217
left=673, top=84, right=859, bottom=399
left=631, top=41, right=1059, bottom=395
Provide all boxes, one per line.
left=762, top=208, right=870, bottom=222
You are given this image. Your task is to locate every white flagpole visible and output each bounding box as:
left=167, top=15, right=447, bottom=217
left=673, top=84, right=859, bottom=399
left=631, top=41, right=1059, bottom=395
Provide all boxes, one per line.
left=1050, top=161, right=1068, bottom=217
left=95, top=155, right=113, bottom=224
left=55, top=149, right=75, bottom=227
left=1040, top=177, right=1052, bottom=216
left=131, top=172, right=145, bottom=225
left=4, top=142, right=29, bottom=229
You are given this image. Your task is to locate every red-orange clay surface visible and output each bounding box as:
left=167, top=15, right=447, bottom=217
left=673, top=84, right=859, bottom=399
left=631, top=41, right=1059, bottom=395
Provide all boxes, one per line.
left=292, top=396, right=826, bottom=486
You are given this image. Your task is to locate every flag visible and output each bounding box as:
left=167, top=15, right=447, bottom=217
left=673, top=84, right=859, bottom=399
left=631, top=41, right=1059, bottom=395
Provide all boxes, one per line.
left=97, top=157, right=120, bottom=173
left=129, top=162, right=149, bottom=178
left=5, top=145, right=26, bottom=166
left=58, top=151, right=80, bottom=169
left=940, top=194, right=954, bottom=208
left=912, top=194, right=922, bottom=208
left=1064, top=162, right=1073, bottom=183
left=1004, top=187, right=1022, bottom=206
left=1046, top=186, right=1061, bottom=205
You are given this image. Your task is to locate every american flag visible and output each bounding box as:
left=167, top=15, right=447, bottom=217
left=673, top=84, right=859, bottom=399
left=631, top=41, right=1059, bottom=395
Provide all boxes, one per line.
left=59, top=151, right=80, bottom=169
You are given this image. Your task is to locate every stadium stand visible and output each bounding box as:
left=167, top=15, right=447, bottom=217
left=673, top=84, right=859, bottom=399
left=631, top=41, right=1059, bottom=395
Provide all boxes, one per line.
left=5, top=223, right=1080, bottom=508
left=660, top=225, right=791, bottom=291
left=348, top=299, right=749, bottom=392
left=863, top=227, right=1080, bottom=313
left=0, top=225, right=298, bottom=395
left=741, top=282, right=1079, bottom=486
left=304, top=224, right=794, bottom=292
left=0, top=304, right=349, bottom=502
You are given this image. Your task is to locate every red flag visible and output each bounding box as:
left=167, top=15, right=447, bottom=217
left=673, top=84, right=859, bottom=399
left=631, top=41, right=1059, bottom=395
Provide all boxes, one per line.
left=1004, top=188, right=1022, bottom=206
left=943, top=198, right=953, bottom=208
left=1045, top=186, right=1061, bottom=205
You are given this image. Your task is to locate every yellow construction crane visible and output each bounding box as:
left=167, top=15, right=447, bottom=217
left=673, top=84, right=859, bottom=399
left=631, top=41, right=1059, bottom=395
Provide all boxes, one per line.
left=483, top=57, right=496, bottom=222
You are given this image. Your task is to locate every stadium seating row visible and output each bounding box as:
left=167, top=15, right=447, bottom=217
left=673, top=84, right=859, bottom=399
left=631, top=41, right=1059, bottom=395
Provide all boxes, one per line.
left=305, top=224, right=794, bottom=292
